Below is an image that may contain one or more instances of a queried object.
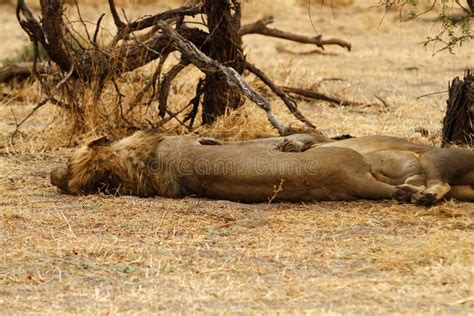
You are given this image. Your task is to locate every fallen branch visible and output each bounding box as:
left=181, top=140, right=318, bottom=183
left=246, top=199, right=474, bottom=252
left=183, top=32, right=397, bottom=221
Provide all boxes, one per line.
left=276, top=45, right=338, bottom=56
left=240, top=16, right=351, bottom=51
left=156, top=21, right=287, bottom=135
left=280, top=86, right=345, bottom=105
left=0, top=62, right=56, bottom=83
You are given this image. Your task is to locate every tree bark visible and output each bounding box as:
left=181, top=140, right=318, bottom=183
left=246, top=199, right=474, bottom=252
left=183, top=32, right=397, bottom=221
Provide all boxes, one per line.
left=442, top=71, right=474, bottom=146
left=201, top=0, right=245, bottom=125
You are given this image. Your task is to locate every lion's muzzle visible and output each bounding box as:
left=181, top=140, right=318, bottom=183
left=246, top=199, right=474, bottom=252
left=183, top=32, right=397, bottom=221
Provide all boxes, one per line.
left=50, top=166, right=70, bottom=193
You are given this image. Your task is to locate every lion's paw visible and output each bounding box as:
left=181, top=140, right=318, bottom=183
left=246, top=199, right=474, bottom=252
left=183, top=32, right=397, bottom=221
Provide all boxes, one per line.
left=199, top=138, right=222, bottom=146
left=412, top=192, right=437, bottom=207
left=394, top=186, right=417, bottom=203
left=278, top=140, right=304, bottom=152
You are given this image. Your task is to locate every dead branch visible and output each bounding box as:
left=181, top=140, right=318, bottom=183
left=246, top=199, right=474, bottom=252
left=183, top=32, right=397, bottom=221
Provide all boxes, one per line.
left=110, top=2, right=202, bottom=40
left=240, top=16, right=351, bottom=51
left=93, top=13, right=106, bottom=46
left=155, top=101, right=194, bottom=130
left=282, top=86, right=372, bottom=109
left=127, top=53, right=170, bottom=114
left=12, top=0, right=355, bottom=134
left=156, top=21, right=287, bottom=135
left=183, top=79, right=205, bottom=128
left=158, top=60, right=190, bottom=117
left=375, top=95, right=390, bottom=110
left=245, top=62, right=315, bottom=129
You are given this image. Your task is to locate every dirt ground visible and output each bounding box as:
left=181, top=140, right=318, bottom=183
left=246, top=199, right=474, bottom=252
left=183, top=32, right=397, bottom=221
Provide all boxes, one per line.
left=1, top=0, right=474, bottom=314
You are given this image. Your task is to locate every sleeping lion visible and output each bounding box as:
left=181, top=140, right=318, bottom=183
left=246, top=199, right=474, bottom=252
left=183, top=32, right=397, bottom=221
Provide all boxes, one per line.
left=50, top=130, right=474, bottom=205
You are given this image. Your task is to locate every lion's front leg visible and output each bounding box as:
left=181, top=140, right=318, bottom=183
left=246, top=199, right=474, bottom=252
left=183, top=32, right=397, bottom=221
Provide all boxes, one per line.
left=411, top=181, right=452, bottom=206
left=393, top=175, right=451, bottom=206
left=392, top=173, right=427, bottom=203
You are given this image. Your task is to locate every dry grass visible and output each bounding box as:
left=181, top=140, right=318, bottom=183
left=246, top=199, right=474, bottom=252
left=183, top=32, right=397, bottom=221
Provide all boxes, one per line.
left=1, top=0, right=474, bottom=313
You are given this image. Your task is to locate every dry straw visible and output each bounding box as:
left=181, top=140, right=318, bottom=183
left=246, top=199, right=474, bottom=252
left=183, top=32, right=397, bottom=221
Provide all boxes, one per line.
left=1, top=0, right=474, bottom=313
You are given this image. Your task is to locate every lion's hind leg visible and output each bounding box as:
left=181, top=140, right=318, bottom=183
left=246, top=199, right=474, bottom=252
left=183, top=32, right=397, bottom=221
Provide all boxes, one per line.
left=412, top=180, right=451, bottom=206
left=411, top=148, right=474, bottom=205
left=350, top=173, right=400, bottom=201
left=448, top=185, right=474, bottom=201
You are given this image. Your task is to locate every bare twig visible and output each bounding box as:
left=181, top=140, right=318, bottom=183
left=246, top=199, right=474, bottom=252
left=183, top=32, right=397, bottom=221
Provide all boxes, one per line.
left=455, top=0, right=472, bottom=15
left=73, top=0, right=93, bottom=44
left=375, top=95, right=390, bottom=111
left=93, top=13, right=106, bottom=46
left=126, top=55, right=170, bottom=114
left=416, top=90, right=448, bottom=100
left=108, top=0, right=125, bottom=29
left=402, top=0, right=437, bottom=21
left=125, top=6, right=202, bottom=33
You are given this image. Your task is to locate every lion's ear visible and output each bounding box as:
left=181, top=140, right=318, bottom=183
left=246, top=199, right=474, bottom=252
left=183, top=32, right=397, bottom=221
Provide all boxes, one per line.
left=88, top=136, right=111, bottom=148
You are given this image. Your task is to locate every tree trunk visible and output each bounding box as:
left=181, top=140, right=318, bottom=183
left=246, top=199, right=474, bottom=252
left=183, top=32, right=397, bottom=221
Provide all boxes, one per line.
left=201, top=0, right=245, bottom=125
left=441, top=71, right=474, bottom=146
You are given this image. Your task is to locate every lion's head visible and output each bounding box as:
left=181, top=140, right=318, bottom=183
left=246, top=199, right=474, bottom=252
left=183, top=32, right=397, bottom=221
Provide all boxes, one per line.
left=50, top=136, right=121, bottom=195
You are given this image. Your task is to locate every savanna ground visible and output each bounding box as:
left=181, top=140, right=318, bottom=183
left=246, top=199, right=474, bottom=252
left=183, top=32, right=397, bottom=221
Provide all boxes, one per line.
left=1, top=0, right=474, bottom=313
